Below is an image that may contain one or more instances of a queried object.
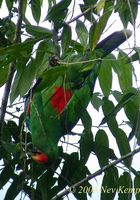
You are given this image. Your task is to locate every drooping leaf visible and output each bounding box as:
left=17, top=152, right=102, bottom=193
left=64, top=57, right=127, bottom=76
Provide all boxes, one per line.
left=0, top=38, right=36, bottom=60
left=80, top=110, right=93, bottom=164
left=80, top=4, right=95, bottom=22
left=5, top=0, right=13, bottom=11
left=22, top=0, right=27, bottom=15
left=113, top=50, right=133, bottom=92
left=111, top=90, right=123, bottom=102
left=0, top=0, right=2, bottom=8
left=102, top=97, right=131, bottom=167
left=126, top=47, right=140, bottom=63
left=128, top=113, right=140, bottom=142
left=124, top=88, right=140, bottom=124
left=124, top=89, right=140, bottom=141
left=76, top=20, right=88, bottom=48
left=116, top=0, right=138, bottom=28
left=26, top=25, right=52, bottom=38
left=101, top=91, right=136, bottom=125
left=2, top=141, right=18, bottom=154
left=94, top=129, right=110, bottom=167
left=31, top=0, right=41, bottom=23
left=81, top=110, right=92, bottom=133
left=10, top=59, right=36, bottom=103
left=61, top=24, right=72, bottom=55
left=91, top=92, right=103, bottom=111
left=118, top=172, right=132, bottom=200
left=45, top=0, right=72, bottom=28
left=101, top=167, right=118, bottom=200
left=59, top=153, right=91, bottom=199
left=58, top=152, right=79, bottom=191
left=98, top=55, right=113, bottom=96
left=83, top=0, right=98, bottom=7
left=0, top=164, right=14, bottom=190
left=134, top=173, right=140, bottom=200
left=4, top=174, right=24, bottom=200
left=89, top=0, right=113, bottom=50
left=0, top=65, right=9, bottom=87
left=37, top=170, right=57, bottom=200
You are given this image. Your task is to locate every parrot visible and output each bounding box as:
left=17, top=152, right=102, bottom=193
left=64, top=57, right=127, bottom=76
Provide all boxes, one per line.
left=25, top=30, right=132, bottom=164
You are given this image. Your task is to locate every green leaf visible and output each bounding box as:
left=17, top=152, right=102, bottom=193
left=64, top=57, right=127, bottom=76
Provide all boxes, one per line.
left=4, top=174, right=23, bottom=200
left=94, top=129, right=109, bottom=167
left=113, top=51, right=133, bottom=92
left=98, top=55, right=113, bottom=96
left=134, top=173, right=140, bottom=200
left=96, top=0, right=106, bottom=14
left=26, top=25, right=52, bottom=38
left=80, top=132, right=93, bottom=165
left=0, top=164, right=14, bottom=190
left=71, top=40, right=84, bottom=53
left=80, top=110, right=93, bottom=164
left=0, top=65, right=9, bottom=87
left=81, top=110, right=92, bottom=133
left=58, top=153, right=79, bottom=190
left=22, top=0, right=27, bottom=15
left=10, top=59, right=36, bottom=103
left=0, top=0, right=2, bottom=8
left=76, top=20, right=88, bottom=48
left=0, top=39, right=35, bottom=60
left=126, top=47, right=140, bottom=63
left=111, top=90, right=123, bottom=102
left=80, top=4, right=95, bottom=22
left=5, top=0, right=13, bottom=11
left=2, top=141, right=18, bottom=154
left=45, top=0, right=72, bottom=28
left=91, top=92, right=103, bottom=111
left=83, top=0, right=98, bottom=6
left=116, top=128, right=131, bottom=167
left=128, top=114, right=140, bottom=142
left=61, top=24, right=72, bottom=55
left=118, top=172, right=132, bottom=200
left=102, top=97, right=131, bottom=167
left=37, top=170, right=57, bottom=200
left=124, top=89, right=140, bottom=141
left=89, top=0, right=113, bottom=50
left=31, top=0, right=41, bottom=23
left=58, top=153, right=91, bottom=200
left=101, top=167, right=118, bottom=200
left=101, top=91, right=135, bottom=125
left=124, top=88, right=139, bottom=124
left=117, top=1, right=138, bottom=27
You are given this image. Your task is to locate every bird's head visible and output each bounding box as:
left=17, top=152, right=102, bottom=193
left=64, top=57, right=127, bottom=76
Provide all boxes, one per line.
left=31, top=146, right=63, bottom=164
left=31, top=151, right=49, bottom=164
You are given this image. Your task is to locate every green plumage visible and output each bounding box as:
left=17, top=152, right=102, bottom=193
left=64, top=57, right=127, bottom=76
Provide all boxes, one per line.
left=26, top=30, right=132, bottom=164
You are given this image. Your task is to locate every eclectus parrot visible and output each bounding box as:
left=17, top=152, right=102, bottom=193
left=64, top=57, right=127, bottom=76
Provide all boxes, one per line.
left=25, top=30, right=132, bottom=164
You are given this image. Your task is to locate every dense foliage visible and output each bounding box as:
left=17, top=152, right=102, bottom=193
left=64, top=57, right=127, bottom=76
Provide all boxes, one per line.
left=0, top=0, right=140, bottom=200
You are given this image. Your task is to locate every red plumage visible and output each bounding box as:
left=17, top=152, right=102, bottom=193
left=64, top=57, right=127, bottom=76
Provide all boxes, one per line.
left=51, top=86, right=72, bottom=114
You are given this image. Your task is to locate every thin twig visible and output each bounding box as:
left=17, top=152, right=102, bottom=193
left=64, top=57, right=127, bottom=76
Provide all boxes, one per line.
left=7, top=100, right=24, bottom=108
left=66, top=7, right=91, bottom=24
left=5, top=110, right=20, bottom=119
left=0, top=0, right=23, bottom=135
left=52, top=147, right=140, bottom=200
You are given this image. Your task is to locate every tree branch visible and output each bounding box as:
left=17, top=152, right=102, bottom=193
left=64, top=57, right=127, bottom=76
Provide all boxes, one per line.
left=66, top=7, right=91, bottom=25
left=52, top=147, right=140, bottom=200
left=0, top=0, right=23, bottom=135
